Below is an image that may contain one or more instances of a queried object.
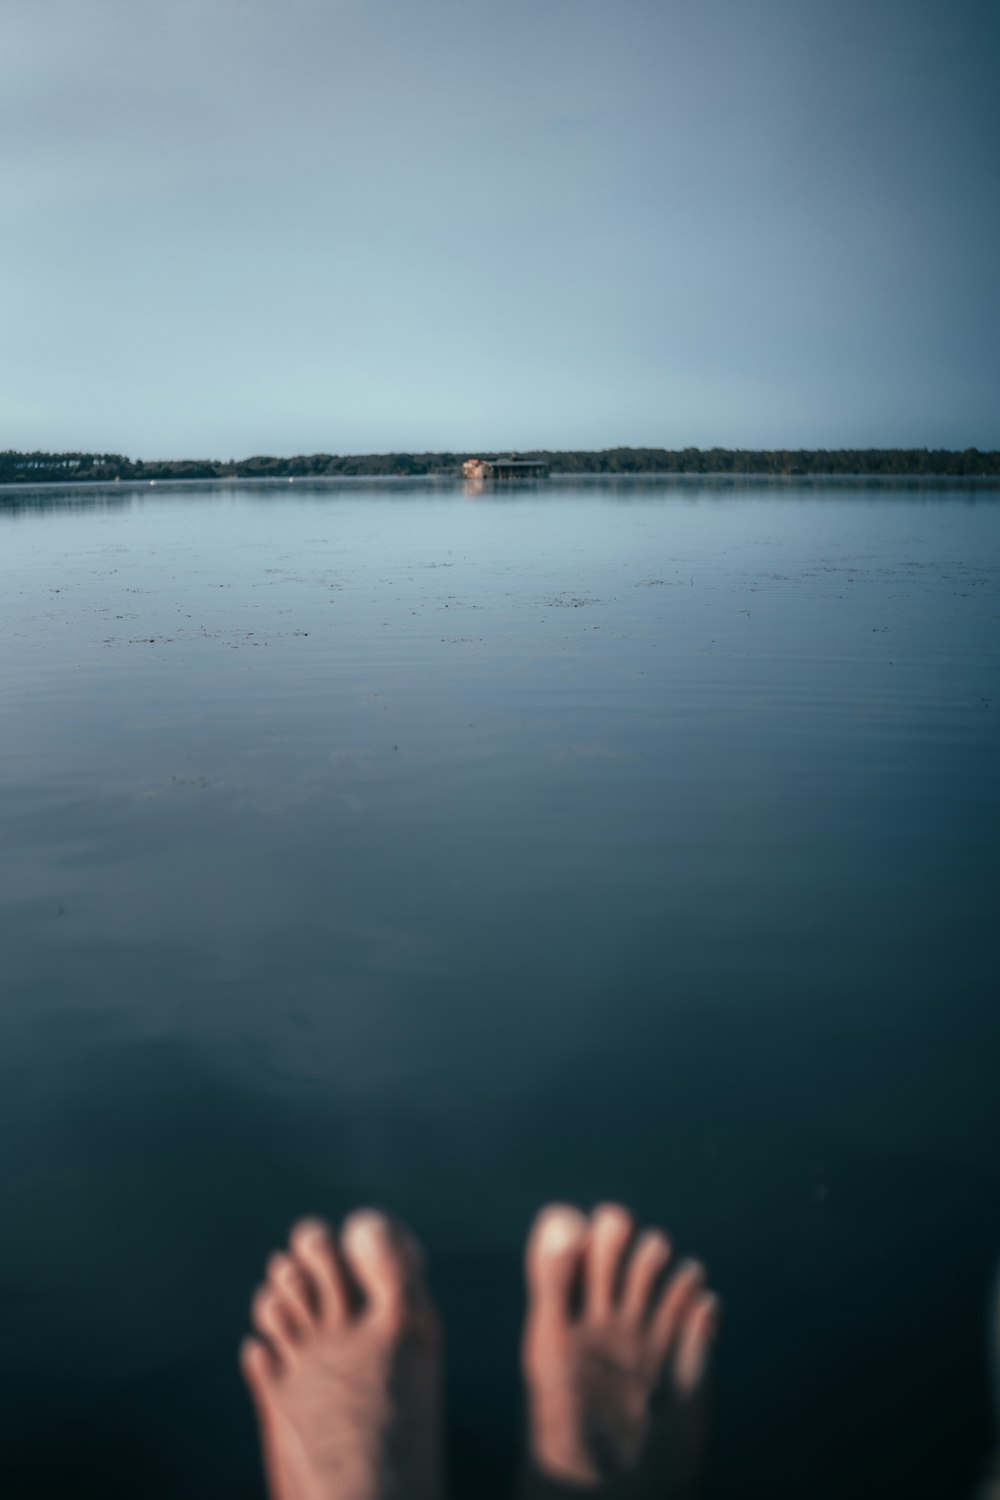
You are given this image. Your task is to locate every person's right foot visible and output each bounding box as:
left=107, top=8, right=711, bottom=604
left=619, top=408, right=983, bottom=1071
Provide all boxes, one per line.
left=522, top=1203, right=718, bottom=1494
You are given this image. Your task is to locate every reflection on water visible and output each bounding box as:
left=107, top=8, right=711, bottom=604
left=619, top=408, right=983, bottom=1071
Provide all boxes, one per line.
left=1, top=478, right=998, bottom=1499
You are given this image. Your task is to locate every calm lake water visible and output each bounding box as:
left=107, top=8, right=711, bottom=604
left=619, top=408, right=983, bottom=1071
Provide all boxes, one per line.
left=1, top=477, right=998, bottom=1499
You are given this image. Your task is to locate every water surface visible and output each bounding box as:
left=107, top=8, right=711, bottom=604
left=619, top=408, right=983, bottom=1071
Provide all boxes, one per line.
left=1, top=478, right=998, bottom=1498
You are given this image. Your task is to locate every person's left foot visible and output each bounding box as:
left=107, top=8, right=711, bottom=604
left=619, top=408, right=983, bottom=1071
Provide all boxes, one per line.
left=241, top=1211, right=445, bottom=1500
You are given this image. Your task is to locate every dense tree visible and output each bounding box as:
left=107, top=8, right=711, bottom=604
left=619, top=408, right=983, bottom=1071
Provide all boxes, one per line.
left=2, top=446, right=998, bottom=486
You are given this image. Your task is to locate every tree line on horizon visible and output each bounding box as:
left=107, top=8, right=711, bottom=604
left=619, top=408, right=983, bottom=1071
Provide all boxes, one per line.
left=2, top=446, right=998, bottom=484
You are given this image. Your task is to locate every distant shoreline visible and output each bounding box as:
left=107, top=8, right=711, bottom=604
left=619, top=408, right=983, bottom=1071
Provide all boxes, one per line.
left=2, top=446, right=999, bottom=486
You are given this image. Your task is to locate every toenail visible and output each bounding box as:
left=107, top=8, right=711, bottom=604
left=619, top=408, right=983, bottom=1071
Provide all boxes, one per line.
left=292, top=1217, right=328, bottom=1242
left=345, top=1209, right=392, bottom=1248
left=538, top=1205, right=588, bottom=1251
left=593, top=1202, right=633, bottom=1228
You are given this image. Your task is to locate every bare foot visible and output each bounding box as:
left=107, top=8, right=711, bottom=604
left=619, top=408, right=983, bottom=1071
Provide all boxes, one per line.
left=522, top=1203, right=718, bottom=1495
left=241, top=1211, right=445, bottom=1500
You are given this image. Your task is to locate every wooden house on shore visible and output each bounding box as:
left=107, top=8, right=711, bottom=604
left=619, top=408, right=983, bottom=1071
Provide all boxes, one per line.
left=462, top=456, right=549, bottom=481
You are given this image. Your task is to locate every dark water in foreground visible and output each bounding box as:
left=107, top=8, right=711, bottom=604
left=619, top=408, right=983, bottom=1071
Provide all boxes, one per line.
left=1, top=477, right=998, bottom=1499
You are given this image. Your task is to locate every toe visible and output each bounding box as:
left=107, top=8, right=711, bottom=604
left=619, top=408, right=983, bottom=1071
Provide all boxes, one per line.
left=252, top=1285, right=301, bottom=1365
left=289, top=1218, right=354, bottom=1325
left=341, top=1209, right=426, bottom=1326
left=585, top=1203, right=635, bottom=1318
left=621, top=1228, right=673, bottom=1322
left=525, top=1203, right=588, bottom=1324
left=650, top=1259, right=706, bottom=1360
left=268, top=1252, right=317, bottom=1334
left=240, top=1335, right=278, bottom=1403
left=674, top=1291, right=719, bottom=1398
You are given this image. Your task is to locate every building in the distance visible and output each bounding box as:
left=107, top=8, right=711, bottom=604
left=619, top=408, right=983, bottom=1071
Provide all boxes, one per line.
left=462, top=457, right=549, bottom=481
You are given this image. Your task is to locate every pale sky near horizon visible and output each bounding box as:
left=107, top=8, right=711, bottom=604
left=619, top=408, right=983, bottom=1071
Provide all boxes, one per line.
left=2, top=0, right=997, bottom=458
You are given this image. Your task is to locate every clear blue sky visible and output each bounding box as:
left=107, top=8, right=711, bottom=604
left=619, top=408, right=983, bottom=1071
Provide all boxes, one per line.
left=2, top=0, right=997, bottom=457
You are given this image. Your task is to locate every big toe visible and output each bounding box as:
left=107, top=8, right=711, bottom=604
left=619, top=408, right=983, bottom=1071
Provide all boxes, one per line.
left=341, top=1209, right=428, bottom=1325
left=526, top=1203, right=589, bottom=1323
